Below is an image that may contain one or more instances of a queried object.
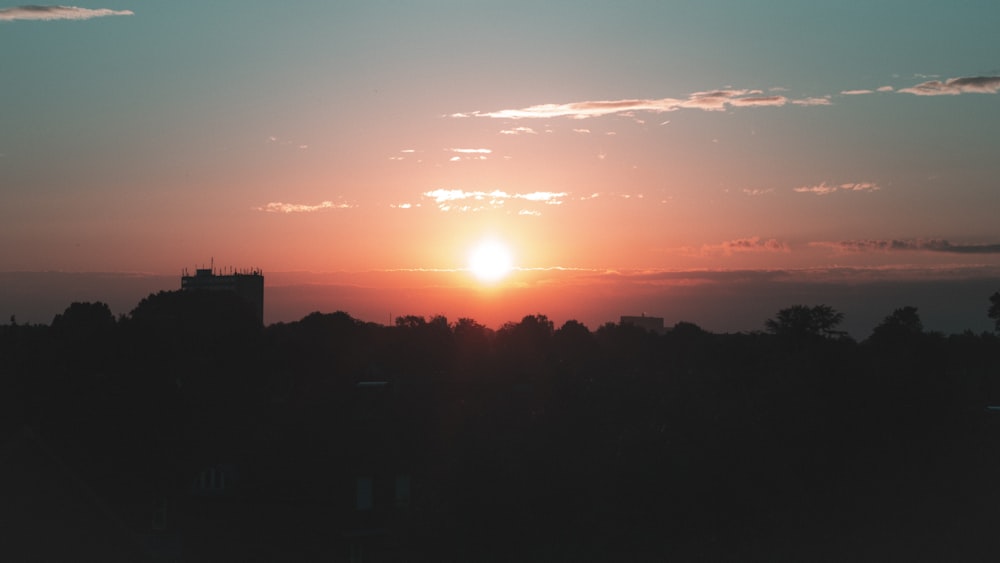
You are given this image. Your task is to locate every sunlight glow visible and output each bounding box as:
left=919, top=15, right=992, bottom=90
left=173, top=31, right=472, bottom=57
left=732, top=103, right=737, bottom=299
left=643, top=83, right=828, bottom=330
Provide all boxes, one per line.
left=468, top=240, right=514, bottom=283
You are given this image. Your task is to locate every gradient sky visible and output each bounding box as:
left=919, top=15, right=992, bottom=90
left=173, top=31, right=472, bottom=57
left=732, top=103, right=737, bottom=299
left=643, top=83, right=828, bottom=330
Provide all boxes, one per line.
left=3, top=1, right=1000, bottom=333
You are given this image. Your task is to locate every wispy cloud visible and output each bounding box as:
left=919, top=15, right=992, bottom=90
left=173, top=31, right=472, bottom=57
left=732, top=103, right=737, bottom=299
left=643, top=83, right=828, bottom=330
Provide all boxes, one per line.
left=255, top=200, right=355, bottom=213
left=267, top=135, right=309, bottom=150
left=454, top=86, right=830, bottom=120
left=454, top=75, right=999, bottom=122
left=446, top=148, right=492, bottom=161
left=457, top=98, right=684, bottom=119
left=898, top=75, right=1000, bottom=96
left=791, top=97, right=832, bottom=106
left=0, top=5, right=133, bottom=21
left=499, top=126, right=537, bottom=135
left=794, top=181, right=880, bottom=196
left=729, top=95, right=788, bottom=107
left=824, top=239, right=1000, bottom=254
left=742, top=188, right=774, bottom=196
left=682, top=89, right=760, bottom=111
left=701, top=237, right=790, bottom=256
left=422, top=189, right=567, bottom=213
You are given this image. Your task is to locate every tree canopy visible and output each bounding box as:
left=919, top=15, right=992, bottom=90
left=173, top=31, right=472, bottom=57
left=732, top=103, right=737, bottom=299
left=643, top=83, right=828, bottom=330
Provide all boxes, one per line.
left=764, top=304, right=846, bottom=340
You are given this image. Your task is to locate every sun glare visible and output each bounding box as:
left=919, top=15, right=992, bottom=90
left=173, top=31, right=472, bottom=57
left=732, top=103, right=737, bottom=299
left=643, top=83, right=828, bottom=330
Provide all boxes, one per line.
left=468, top=239, right=513, bottom=283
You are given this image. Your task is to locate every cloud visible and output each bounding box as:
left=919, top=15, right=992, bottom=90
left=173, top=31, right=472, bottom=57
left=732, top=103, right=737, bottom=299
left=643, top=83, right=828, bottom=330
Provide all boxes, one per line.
left=791, top=97, right=832, bottom=106
left=0, top=5, right=134, bottom=21
left=728, top=95, right=788, bottom=107
left=794, top=181, right=880, bottom=195
left=267, top=135, right=309, bottom=150
left=825, top=239, right=1000, bottom=254
left=446, top=148, right=491, bottom=161
left=499, top=126, right=537, bottom=135
left=455, top=86, right=833, bottom=120
left=422, top=189, right=568, bottom=212
left=794, top=183, right=838, bottom=196
left=844, top=183, right=879, bottom=193
left=700, top=237, right=790, bottom=256
left=898, top=75, right=1000, bottom=96
left=742, top=188, right=774, bottom=196
left=255, top=200, right=354, bottom=213
left=459, top=98, right=686, bottom=119
left=681, top=89, right=759, bottom=111
left=454, top=75, right=999, bottom=124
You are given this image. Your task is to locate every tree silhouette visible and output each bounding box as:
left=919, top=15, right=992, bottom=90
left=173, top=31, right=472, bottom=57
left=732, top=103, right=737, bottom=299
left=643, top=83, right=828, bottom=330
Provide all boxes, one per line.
left=765, top=304, right=846, bottom=340
left=51, top=301, right=115, bottom=335
left=452, top=317, right=493, bottom=376
left=990, top=291, right=1000, bottom=332
left=495, top=314, right=554, bottom=378
left=867, top=306, right=923, bottom=345
left=50, top=301, right=117, bottom=378
left=552, top=319, right=594, bottom=370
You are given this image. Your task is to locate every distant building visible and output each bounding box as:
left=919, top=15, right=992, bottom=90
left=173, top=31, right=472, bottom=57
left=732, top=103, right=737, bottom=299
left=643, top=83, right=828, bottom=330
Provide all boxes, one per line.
left=181, top=267, right=264, bottom=323
left=620, top=314, right=666, bottom=334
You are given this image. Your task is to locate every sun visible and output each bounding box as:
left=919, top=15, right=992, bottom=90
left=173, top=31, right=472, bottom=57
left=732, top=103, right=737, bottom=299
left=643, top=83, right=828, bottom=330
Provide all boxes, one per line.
left=468, top=239, right=514, bottom=283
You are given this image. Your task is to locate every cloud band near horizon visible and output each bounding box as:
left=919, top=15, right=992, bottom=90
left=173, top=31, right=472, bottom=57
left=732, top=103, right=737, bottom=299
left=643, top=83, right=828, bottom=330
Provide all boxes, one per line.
left=454, top=75, right=1000, bottom=120
left=0, top=5, right=134, bottom=21
left=898, top=76, right=1000, bottom=96
left=824, top=239, right=1000, bottom=254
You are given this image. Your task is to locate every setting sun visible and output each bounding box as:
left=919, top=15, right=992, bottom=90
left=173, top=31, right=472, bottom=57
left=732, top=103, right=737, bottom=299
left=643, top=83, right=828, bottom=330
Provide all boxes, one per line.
left=468, top=239, right=514, bottom=283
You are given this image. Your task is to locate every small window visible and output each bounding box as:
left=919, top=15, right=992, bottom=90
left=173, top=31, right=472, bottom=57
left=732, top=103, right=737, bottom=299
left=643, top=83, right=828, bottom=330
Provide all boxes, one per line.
left=197, top=466, right=227, bottom=492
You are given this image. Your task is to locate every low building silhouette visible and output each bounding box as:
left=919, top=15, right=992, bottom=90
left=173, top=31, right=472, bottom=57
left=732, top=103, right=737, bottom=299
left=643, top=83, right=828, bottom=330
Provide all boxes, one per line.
left=181, top=267, right=264, bottom=323
left=620, top=314, right=666, bottom=334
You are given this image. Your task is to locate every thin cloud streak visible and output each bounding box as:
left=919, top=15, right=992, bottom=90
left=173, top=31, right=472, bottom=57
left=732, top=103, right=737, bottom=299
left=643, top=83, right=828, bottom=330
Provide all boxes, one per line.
left=455, top=87, right=831, bottom=119
left=824, top=239, right=1000, bottom=254
left=255, top=201, right=355, bottom=213
left=454, top=75, right=1000, bottom=122
left=898, top=75, right=1000, bottom=96
left=499, top=127, right=537, bottom=135
left=696, top=237, right=790, bottom=257
left=794, top=182, right=880, bottom=195
left=0, top=5, right=134, bottom=21
left=422, top=189, right=568, bottom=212
left=790, top=97, right=832, bottom=106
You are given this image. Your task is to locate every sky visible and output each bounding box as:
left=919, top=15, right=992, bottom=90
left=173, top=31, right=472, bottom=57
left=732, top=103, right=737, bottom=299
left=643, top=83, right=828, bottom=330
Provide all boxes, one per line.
left=2, top=1, right=1000, bottom=336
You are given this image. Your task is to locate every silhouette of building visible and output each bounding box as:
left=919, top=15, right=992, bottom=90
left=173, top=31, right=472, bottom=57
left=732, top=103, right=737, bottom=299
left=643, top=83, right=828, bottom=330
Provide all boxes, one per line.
left=181, top=267, right=264, bottom=323
left=620, top=314, right=665, bottom=334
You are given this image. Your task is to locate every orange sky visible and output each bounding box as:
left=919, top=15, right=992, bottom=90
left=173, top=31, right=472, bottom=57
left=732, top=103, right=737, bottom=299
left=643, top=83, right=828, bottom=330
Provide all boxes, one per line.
left=3, top=2, right=1000, bottom=335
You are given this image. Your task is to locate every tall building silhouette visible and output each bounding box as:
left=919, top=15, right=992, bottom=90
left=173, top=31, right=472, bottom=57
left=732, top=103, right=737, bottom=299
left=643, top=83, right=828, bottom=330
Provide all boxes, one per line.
left=181, top=266, right=264, bottom=323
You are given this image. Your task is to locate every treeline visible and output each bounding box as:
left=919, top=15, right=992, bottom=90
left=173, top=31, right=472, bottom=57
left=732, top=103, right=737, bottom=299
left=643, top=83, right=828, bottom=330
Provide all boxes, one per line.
left=2, top=290, right=1000, bottom=561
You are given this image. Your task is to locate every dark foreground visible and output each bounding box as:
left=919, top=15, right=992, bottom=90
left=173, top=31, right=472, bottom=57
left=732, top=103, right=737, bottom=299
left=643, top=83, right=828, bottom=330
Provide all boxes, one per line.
left=2, top=295, right=1000, bottom=561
